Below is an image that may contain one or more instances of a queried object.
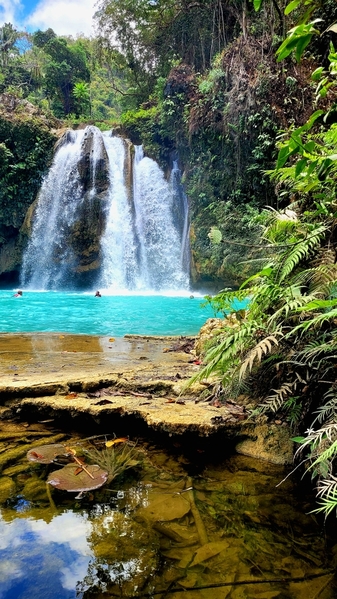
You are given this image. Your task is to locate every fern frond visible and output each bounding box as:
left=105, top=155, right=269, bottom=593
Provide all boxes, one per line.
left=278, top=226, right=326, bottom=283
left=311, top=248, right=335, bottom=267
left=294, top=424, right=337, bottom=458
left=310, top=439, right=337, bottom=470
left=311, top=490, right=337, bottom=517
left=262, top=209, right=298, bottom=243
left=287, top=307, right=337, bottom=338
left=239, top=334, right=281, bottom=380
left=313, top=390, right=337, bottom=425
left=296, top=335, right=337, bottom=358
left=187, top=322, right=260, bottom=386
left=267, top=293, right=320, bottom=324
left=309, top=262, right=337, bottom=296
left=261, top=380, right=297, bottom=413
left=317, top=475, right=337, bottom=499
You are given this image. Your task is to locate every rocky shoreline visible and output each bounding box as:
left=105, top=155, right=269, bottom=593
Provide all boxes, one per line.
left=0, top=332, right=293, bottom=464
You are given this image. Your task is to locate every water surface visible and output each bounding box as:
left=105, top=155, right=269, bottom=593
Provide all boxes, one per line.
left=0, top=291, right=218, bottom=336
left=0, top=423, right=335, bottom=599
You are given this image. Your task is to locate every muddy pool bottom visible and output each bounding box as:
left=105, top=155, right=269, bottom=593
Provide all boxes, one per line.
left=0, top=420, right=336, bottom=599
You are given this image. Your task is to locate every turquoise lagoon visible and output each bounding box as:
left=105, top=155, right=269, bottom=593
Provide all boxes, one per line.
left=0, top=290, right=220, bottom=336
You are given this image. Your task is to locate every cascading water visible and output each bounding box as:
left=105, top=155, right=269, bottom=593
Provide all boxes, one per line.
left=21, top=126, right=190, bottom=292
left=170, top=159, right=190, bottom=279
left=132, top=146, right=189, bottom=291
left=21, top=130, right=87, bottom=290
left=98, top=133, right=139, bottom=291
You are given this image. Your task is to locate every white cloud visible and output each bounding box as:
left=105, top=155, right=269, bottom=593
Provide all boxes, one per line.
left=30, top=511, right=92, bottom=553
left=0, top=0, right=22, bottom=25
left=28, top=0, right=96, bottom=37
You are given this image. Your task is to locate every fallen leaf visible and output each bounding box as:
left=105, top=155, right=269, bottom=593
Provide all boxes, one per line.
left=190, top=541, right=229, bottom=566
left=137, top=494, right=190, bottom=522
left=105, top=437, right=128, bottom=447
left=65, top=393, right=78, bottom=400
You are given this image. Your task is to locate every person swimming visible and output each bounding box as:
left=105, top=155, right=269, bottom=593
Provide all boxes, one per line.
left=13, top=290, right=23, bottom=297
left=95, top=290, right=101, bottom=297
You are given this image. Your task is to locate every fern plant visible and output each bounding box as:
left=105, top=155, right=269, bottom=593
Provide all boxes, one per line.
left=194, top=205, right=337, bottom=517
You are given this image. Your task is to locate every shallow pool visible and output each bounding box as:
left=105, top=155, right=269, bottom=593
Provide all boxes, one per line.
left=0, top=291, right=222, bottom=336
left=0, top=422, right=336, bottom=599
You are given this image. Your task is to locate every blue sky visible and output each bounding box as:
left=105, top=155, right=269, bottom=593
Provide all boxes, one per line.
left=0, top=0, right=96, bottom=36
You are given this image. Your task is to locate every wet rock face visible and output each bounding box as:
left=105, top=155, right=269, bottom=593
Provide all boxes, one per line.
left=56, top=127, right=111, bottom=278
left=77, top=126, right=110, bottom=194
left=70, top=127, right=110, bottom=277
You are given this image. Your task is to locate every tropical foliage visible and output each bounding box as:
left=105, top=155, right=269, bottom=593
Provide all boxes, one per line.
left=195, top=0, right=337, bottom=516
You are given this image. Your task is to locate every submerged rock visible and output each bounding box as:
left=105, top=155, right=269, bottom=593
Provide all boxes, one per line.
left=0, top=476, right=16, bottom=503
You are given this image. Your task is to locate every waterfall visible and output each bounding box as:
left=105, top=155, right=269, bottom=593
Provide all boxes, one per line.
left=171, top=159, right=190, bottom=279
left=21, top=126, right=190, bottom=292
left=98, top=133, right=139, bottom=291
left=132, top=146, right=189, bottom=291
left=21, top=130, right=87, bottom=290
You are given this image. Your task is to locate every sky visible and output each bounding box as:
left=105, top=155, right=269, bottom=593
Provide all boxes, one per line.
left=0, top=0, right=97, bottom=37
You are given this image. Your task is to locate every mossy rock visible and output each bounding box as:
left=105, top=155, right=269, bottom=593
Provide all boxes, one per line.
left=0, top=476, right=16, bottom=503
left=22, top=476, right=49, bottom=501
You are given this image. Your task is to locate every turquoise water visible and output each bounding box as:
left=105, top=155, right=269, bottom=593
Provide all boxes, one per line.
left=0, top=290, right=218, bottom=336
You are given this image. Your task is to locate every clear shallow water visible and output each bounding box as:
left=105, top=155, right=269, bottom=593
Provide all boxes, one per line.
left=0, top=424, right=336, bottom=599
left=0, top=291, right=222, bottom=336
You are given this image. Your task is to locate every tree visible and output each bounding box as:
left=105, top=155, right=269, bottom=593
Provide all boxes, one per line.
left=72, top=81, right=91, bottom=117
left=0, top=23, right=19, bottom=68
left=31, top=31, right=90, bottom=116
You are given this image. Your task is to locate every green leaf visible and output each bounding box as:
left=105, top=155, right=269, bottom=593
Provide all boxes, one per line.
left=311, top=67, right=325, bottom=81
left=291, top=437, right=306, bottom=443
left=253, top=0, right=264, bottom=11
left=284, top=0, right=301, bottom=15
left=295, top=158, right=307, bottom=177
left=276, top=37, right=301, bottom=61
left=303, top=140, right=315, bottom=154
left=296, top=299, right=337, bottom=311
left=241, top=265, right=273, bottom=288
left=304, top=109, right=324, bottom=130
left=295, top=34, right=312, bottom=62
left=276, top=146, right=291, bottom=169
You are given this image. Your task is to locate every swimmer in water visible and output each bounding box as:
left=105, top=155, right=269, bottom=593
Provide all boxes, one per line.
left=95, top=290, right=101, bottom=297
left=13, top=290, right=23, bottom=297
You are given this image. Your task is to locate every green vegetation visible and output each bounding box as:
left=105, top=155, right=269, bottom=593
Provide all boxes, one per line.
left=193, top=0, right=337, bottom=517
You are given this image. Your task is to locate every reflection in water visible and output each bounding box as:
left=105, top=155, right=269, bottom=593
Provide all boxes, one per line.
left=0, top=423, right=336, bottom=599
left=0, top=511, right=91, bottom=598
